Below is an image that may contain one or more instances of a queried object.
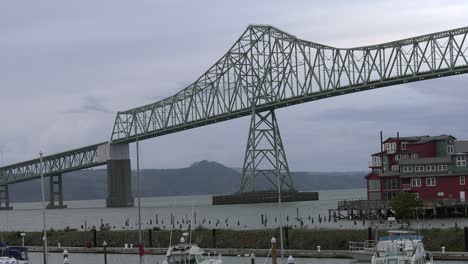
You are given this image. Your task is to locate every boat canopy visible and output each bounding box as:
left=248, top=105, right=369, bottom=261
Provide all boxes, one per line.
left=379, top=234, right=423, bottom=241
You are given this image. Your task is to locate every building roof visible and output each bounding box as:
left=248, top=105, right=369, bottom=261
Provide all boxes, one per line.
left=383, top=135, right=455, bottom=144
left=455, top=140, right=468, bottom=153
left=407, top=135, right=455, bottom=145
left=399, top=157, right=453, bottom=165
left=384, top=136, right=422, bottom=143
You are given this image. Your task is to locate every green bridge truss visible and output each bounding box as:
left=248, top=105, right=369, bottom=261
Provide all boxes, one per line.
left=1, top=25, right=468, bottom=189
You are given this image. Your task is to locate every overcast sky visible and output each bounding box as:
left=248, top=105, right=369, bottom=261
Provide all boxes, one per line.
left=1, top=0, right=468, bottom=171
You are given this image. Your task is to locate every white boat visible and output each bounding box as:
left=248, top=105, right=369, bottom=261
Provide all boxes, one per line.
left=371, top=230, right=433, bottom=264
left=348, top=240, right=377, bottom=262
left=0, top=257, right=18, bottom=264
left=0, top=245, right=29, bottom=264
left=163, top=233, right=222, bottom=264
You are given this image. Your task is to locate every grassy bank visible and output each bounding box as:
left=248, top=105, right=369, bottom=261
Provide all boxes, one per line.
left=0, top=228, right=465, bottom=251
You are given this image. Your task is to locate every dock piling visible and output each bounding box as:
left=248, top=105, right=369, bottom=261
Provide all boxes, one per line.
left=271, top=237, right=277, bottom=264
left=464, top=227, right=468, bottom=252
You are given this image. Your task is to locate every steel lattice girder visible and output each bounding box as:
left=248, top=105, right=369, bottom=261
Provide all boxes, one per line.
left=111, top=24, right=468, bottom=144
left=0, top=142, right=107, bottom=184
left=239, top=110, right=294, bottom=192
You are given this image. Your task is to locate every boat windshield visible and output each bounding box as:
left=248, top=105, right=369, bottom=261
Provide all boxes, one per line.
left=7, top=247, right=28, bottom=261
left=167, top=254, right=204, bottom=264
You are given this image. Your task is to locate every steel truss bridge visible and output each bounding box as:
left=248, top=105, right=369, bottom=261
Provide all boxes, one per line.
left=1, top=25, right=468, bottom=194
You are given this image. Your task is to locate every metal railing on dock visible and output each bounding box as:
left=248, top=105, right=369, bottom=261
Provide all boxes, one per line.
left=348, top=240, right=377, bottom=252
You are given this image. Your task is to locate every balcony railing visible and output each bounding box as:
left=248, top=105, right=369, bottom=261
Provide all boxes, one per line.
left=402, top=183, right=411, bottom=190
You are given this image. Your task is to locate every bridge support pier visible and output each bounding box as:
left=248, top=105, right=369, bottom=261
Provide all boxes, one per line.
left=104, top=144, right=134, bottom=208
left=47, top=174, right=67, bottom=209
left=0, top=184, right=13, bottom=210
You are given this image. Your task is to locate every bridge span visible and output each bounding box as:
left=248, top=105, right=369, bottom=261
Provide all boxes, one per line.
left=1, top=25, right=467, bottom=209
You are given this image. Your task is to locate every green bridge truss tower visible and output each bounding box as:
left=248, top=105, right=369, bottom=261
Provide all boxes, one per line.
left=239, top=110, right=295, bottom=192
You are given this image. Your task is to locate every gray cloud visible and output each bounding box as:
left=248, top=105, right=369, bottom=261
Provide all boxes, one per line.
left=62, top=96, right=111, bottom=114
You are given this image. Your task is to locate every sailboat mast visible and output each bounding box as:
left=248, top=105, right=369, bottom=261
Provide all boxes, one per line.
left=40, top=152, right=48, bottom=264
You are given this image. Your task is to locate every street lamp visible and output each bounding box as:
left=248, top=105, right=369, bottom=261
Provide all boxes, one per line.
left=103, top=241, right=108, bottom=264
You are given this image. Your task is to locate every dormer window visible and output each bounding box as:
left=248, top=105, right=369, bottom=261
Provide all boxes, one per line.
left=447, top=145, right=454, bottom=154
left=401, top=142, right=407, bottom=150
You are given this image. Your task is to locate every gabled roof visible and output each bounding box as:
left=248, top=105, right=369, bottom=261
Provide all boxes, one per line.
left=384, top=135, right=455, bottom=144
left=409, top=135, right=455, bottom=145
left=383, top=136, right=422, bottom=143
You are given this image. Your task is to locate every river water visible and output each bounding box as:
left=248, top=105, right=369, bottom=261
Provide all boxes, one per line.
left=1, top=188, right=467, bottom=232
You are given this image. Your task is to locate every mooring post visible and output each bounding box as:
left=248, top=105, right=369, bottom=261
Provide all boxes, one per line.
left=287, top=255, right=294, bottom=264
left=148, top=229, right=153, bottom=248
left=212, top=229, right=216, bottom=248
left=93, top=229, right=97, bottom=247
left=250, top=252, right=255, bottom=264
left=271, top=237, right=277, bottom=264
left=367, top=227, right=372, bottom=240
left=103, top=241, right=108, bottom=264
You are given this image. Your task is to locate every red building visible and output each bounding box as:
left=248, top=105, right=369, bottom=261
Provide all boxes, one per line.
left=366, top=135, right=468, bottom=202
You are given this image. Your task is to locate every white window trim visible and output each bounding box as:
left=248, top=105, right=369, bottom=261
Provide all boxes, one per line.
left=456, top=156, right=467, bottom=167
left=403, top=166, right=413, bottom=173
left=447, top=145, right=454, bottom=154
left=401, top=142, right=407, bottom=150
left=461, top=176, right=466, bottom=185
left=411, top=178, right=421, bottom=187
left=426, top=177, right=436, bottom=187
left=437, top=164, right=448, bottom=171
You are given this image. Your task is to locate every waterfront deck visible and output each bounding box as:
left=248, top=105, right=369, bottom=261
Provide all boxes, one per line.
left=328, top=200, right=391, bottom=220
left=330, top=198, right=468, bottom=220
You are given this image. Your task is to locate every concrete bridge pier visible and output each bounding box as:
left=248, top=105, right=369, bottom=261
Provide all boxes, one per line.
left=98, top=143, right=134, bottom=208
left=46, top=174, right=67, bottom=209
left=0, top=184, right=13, bottom=210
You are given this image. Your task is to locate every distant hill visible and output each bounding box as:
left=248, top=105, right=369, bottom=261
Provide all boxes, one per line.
left=9, top=160, right=367, bottom=202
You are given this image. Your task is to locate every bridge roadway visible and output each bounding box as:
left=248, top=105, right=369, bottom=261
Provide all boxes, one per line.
left=1, top=25, right=467, bottom=208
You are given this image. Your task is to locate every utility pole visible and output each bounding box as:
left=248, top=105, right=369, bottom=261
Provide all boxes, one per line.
left=136, top=138, right=143, bottom=264
left=0, top=145, right=4, bottom=243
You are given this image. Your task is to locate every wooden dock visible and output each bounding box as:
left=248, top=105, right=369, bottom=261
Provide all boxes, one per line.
left=329, top=199, right=468, bottom=220
left=328, top=200, right=391, bottom=220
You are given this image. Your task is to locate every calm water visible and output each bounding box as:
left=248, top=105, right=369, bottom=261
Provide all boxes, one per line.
left=27, top=253, right=466, bottom=264
left=2, top=189, right=467, bottom=264
left=1, top=188, right=466, bottom=232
